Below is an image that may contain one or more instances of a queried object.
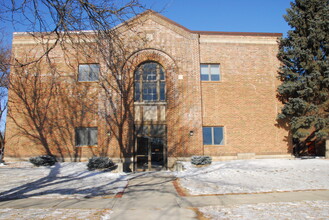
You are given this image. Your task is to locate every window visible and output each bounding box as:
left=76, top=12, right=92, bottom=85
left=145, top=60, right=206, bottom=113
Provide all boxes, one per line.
left=203, top=127, right=224, bottom=145
left=75, top=127, right=98, bottom=146
left=135, top=62, right=166, bottom=102
left=78, top=64, right=99, bottom=81
left=200, top=64, right=220, bottom=81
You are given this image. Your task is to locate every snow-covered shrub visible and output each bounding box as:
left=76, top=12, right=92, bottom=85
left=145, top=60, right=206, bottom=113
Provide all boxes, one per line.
left=87, top=157, right=115, bottom=170
left=191, top=156, right=212, bottom=165
left=29, top=155, right=57, bottom=167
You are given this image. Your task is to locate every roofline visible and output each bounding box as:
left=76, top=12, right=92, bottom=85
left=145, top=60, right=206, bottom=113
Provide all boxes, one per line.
left=12, top=10, right=283, bottom=38
left=191, top=31, right=282, bottom=37
left=148, top=10, right=192, bottom=33
left=13, top=30, right=95, bottom=36
left=148, top=10, right=282, bottom=37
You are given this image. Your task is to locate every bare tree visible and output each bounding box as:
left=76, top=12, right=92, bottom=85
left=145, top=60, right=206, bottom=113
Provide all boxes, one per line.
left=0, top=33, right=10, bottom=163
left=2, top=0, right=150, bottom=165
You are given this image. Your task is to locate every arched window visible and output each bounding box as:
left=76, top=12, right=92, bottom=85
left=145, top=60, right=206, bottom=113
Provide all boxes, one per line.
left=134, top=62, right=166, bottom=102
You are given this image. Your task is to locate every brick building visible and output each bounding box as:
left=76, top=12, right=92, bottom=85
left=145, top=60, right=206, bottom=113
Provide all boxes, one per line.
left=5, top=11, right=291, bottom=171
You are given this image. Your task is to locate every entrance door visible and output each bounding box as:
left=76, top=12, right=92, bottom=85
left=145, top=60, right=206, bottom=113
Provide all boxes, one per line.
left=136, top=137, right=149, bottom=171
left=150, top=138, right=165, bottom=170
left=136, top=137, right=165, bottom=171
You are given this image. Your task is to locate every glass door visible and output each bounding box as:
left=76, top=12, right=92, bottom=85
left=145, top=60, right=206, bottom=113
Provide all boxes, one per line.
left=150, top=138, right=164, bottom=171
left=136, top=137, right=165, bottom=171
left=136, top=137, right=149, bottom=171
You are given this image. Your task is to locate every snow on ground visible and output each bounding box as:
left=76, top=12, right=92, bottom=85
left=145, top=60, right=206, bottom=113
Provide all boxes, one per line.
left=0, top=208, right=113, bottom=220
left=199, top=200, right=329, bottom=220
left=176, top=159, right=329, bottom=195
left=0, top=162, right=127, bottom=199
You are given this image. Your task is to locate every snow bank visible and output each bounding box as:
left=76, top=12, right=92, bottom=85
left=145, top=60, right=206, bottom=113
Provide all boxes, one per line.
left=176, top=159, right=329, bottom=195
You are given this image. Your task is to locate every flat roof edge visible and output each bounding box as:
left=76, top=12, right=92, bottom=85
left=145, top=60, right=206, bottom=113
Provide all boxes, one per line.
left=13, top=31, right=282, bottom=38
left=13, top=30, right=95, bottom=36
left=192, top=31, right=282, bottom=37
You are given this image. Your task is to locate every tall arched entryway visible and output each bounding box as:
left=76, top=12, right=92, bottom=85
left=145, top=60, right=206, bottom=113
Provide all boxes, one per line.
left=134, top=61, right=167, bottom=171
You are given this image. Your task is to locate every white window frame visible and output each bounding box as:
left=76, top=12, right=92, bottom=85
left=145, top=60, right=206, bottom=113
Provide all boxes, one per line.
left=200, top=64, right=221, bottom=81
left=203, top=126, right=224, bottom=145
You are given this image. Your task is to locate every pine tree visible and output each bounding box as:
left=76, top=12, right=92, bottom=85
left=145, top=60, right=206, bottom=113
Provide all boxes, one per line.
left=277, top=0, right=329, bottom=146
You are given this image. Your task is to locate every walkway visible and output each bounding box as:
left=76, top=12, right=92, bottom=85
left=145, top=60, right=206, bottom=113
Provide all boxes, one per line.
left=0, top=172, right=329, bottom=219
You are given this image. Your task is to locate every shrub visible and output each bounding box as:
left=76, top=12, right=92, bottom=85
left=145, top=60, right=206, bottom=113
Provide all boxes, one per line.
left=29, top=155, right=57, bottom=167
left=87, top=157, right=115, bottom=170
left=191, top=155, right=212, bottom=165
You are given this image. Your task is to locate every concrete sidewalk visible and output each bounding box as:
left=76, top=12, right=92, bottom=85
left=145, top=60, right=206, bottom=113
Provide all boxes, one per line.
left=1, top=172, right=329, bottom=219
left=110, top=172, right=196, bottom=219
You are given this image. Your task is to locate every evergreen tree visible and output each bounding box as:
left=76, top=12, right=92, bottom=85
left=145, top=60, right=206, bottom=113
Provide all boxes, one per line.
left=277, top=0, right=329, bottom=144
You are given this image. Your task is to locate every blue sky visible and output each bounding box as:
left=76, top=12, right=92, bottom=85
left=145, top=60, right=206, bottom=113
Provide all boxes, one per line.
left=144, top=0, right=291, bottom=34
left=1, top=0, right=292, bottom=45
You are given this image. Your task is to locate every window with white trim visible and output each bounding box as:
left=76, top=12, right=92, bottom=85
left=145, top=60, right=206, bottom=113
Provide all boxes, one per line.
left=200, top=64, right=220, bottom=81
left=78, top=64, right=99, bottom=81
left=203, top=127, right=224, bottom=145
left=75, top=127, right=98, bottom=146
